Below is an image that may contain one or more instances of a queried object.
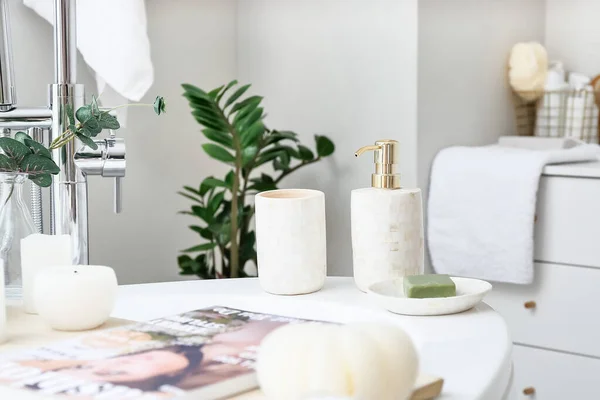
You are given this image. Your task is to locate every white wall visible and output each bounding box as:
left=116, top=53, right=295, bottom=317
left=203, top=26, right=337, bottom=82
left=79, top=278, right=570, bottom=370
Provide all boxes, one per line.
left=237, top=0, right=419, bottom=277
left=417, top=0, right=546, bottom=271
left=545, top=0, right=600, bottom=76
left=10, top=0, right=238, bottom=284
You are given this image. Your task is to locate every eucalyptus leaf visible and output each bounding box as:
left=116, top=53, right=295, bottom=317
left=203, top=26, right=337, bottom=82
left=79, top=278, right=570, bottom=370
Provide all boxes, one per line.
left=202, top=129, right=233, bottom=149
left=76, top=133, right=99, bottom=150
left=202, top=143, right=235, bottom=163
left=181, top=242, right=217, bottom=253
left=65, top=104, right=76, bottom=128
left=297, top=145, right=315, bottom=161
left=225, top=84, right=251, bottom=109
left=0, top=138, right=32, bottom=164
left=90, top=95, right=100, bottom=115
left=154, top=96, right=166, bottom=115
left=98, top=112, right=120, bottom=130
left=315, top=135, right=335, bottom=157
left=14, top=132, right=32, bottom=144
left=20, top=154, right=60, bottom=175
left=80, top=118, right=102, bottom=137
left=24, top=139, right=52, bottom=159
left=0, top=154, right=16, bottom=172
left=29, top=174, right=52, bottom=187
left=75, top=105, right=93, bottom=124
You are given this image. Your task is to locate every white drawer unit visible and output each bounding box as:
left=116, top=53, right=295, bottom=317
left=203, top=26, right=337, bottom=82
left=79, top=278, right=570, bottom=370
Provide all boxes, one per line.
left=486, top=262, right=600, bottom=357
left=511, top=345, right=600, bottom=400
left=535, top=163, right=600, bottom=268
left=489, top=162, right=600, bottom=400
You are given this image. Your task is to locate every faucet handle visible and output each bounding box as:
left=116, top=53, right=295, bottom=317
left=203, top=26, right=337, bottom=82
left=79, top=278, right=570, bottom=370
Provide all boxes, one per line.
left=103, top=137, right=126, bottom=214
left=114, top=177, right=123, bottom=214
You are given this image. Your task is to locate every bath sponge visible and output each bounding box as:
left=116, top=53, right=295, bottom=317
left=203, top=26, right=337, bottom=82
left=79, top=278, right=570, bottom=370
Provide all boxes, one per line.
left=256, top=322, right=419, bottom=400
left=509, top=41, right=548, bottom=102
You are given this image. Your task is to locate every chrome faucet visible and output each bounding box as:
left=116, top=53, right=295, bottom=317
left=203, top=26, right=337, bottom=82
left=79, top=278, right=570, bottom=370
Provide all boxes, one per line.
left=0, top=0, right=126, bottom=264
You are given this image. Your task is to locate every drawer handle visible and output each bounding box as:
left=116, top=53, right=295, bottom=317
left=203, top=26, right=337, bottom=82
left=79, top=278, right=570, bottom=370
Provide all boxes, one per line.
left=524, top=301, right=536, bottom=309
left=523, top=387, right=536, bottom=395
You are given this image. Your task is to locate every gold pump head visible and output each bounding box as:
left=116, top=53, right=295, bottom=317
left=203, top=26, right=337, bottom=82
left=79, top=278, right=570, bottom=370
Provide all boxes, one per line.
left=354, top=139, right=401, bottom=189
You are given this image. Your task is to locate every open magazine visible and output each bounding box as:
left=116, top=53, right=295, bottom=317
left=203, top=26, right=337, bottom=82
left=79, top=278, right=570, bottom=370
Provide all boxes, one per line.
left=0, top=306, right=321, bottom=400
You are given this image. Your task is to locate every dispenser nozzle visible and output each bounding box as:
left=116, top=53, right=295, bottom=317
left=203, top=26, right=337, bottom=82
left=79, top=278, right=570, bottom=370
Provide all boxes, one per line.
left=354, top=139, right=401, bottom=189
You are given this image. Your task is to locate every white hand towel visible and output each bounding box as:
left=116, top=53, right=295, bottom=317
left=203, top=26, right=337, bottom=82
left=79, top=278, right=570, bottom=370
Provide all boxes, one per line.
left=23, top=0, right=153, bottom=103
left=428, top=143, right=599, bottom=284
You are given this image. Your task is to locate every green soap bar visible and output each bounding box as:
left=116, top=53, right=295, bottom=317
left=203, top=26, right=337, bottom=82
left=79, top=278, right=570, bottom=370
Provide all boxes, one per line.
left=403, top=274, right=456, bottom=299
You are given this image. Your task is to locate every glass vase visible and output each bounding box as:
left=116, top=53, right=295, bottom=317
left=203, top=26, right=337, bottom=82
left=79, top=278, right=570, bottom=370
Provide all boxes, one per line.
left=0, top=173, right=37, bottom=299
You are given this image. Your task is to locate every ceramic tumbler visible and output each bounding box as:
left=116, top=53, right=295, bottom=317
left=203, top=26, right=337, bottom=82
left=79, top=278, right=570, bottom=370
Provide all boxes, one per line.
left=255, top=189, right=327, bottom=295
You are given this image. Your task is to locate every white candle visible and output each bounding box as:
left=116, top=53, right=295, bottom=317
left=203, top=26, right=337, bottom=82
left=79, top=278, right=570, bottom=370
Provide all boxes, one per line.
left=34, top=265, right=118, bottom=331
left=21, top=234, right=72, bottom=314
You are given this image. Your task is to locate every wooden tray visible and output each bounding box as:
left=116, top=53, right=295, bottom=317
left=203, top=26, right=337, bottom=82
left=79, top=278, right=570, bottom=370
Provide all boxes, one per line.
left=0, top=306, right=443, bottom=399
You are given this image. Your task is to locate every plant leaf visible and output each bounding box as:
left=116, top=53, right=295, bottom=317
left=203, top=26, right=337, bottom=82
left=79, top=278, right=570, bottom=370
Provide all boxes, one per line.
left=14, top=132, right=32, bottom=144
left=230, top=95, right=263, bottom=114
left=76, top=105, right=93, bottom=124
left=315, top=135, right=335, bottom=157
left=20, top=154, right=60, bottom=175
left=224, top=171, right=234, bottom=189
left=242, top=146, right=258, bottom=166
left=216, top=80, right=238, bottom=103
left=178, top=191, right=203, bottom=204
left=189, top=225, right=213, bottom=240
left=29, top=173, right=52, bottom=187
left=65, top=104, right=76, bottom=128
left=202, top=143, right=235, bottom=163
left=24, top=139, right=52, bottom=159
left=191, top=205, right=208, bottom=222
left=76, top=133, right=99, bottom=150
left=0, top=154, right=16, bottom=171
left=225, top=84, right=251, bottom=109
left=297, top=145, right=315, bottom=161
left=236, top=107, right=263, bottom=132
left=240, top=121, right=265, bottom=148
left=201, top=176, right=227, bottom=189
left=266, top=130, right=299, bottom=144
left=0, top=138, right=32, bottom=164
left=182, top=84, right=211, bottom=100
left=181, top=242, right=217, bottom=253
left=208, top=191, right=225, bottom=215
left=208, top=85, right=224, bottom=100
left=183, top=185, right=202, bottom=196
left=192, top=112, right=228, bottom=131
left=202, top=129, right=233, bottom=149
left=98, top=112, right=120, bottom=130
left=153, top=96, right=166, bottom=115
left=90, top=95, right=100, bottom=115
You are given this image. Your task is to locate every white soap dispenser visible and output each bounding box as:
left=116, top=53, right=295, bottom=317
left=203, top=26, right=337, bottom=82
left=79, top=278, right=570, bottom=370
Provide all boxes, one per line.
left=352, top=140, right=424, bottom=292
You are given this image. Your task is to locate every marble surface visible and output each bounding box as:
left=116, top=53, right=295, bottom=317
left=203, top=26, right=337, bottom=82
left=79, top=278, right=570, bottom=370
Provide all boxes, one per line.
left=113, top=277, right=512, bottom=400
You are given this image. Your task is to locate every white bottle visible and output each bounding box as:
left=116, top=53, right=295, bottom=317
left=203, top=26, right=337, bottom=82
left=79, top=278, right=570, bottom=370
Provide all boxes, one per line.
left=352, top=140, right=424, bottom=292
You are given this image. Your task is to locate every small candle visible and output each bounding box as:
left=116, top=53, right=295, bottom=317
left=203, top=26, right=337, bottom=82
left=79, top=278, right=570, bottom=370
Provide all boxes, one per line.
left=21, top=234, right=72, bottom=314
left=34, top=265, right=118, bottom=331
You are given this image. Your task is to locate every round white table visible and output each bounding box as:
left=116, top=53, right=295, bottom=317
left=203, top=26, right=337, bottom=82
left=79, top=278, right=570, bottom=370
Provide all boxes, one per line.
left=113, top=277, right=512, bottom=400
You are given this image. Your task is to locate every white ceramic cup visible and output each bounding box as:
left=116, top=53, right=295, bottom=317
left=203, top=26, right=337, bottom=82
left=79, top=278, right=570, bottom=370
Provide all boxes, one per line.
left=255, top=189, right=327, bottom=295
left=34, top=265, right=118, bottom=331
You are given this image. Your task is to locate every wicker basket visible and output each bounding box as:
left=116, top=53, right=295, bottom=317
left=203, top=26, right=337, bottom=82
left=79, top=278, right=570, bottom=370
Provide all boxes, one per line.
left=513, top=89, right=600, bottom=143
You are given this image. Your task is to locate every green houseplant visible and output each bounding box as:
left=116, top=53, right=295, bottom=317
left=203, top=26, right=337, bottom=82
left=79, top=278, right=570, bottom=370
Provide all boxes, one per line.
left=178, top=81, right=335, bottom=279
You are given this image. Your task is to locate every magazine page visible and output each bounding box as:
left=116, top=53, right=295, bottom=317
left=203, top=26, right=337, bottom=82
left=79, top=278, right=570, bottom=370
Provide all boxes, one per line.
left=0, top=307, right=319, bottom=400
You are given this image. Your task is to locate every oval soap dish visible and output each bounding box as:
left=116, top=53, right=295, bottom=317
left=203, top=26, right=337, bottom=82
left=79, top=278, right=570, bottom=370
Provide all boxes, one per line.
left=367, top=277, right=492, bottom=316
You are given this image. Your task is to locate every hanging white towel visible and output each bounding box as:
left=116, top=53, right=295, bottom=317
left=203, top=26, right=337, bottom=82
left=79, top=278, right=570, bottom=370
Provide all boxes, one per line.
left=23, top=0, right=153, bottom=106
left=428, top=141, right=599, bottom=284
